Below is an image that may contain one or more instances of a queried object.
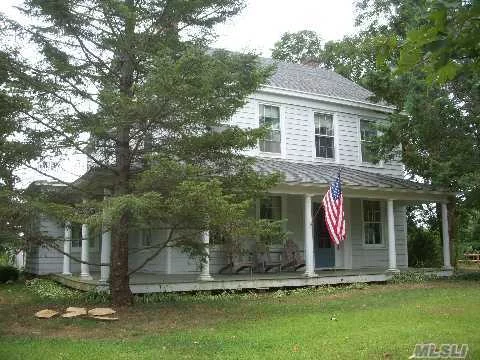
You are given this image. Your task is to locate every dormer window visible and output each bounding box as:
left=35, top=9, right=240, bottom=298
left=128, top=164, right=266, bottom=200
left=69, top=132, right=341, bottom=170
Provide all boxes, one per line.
left=360, top=119, right=377, bottom=163
left=314, top=113, right=334, bottom=159
left=259, top=104, right=281, bottom=153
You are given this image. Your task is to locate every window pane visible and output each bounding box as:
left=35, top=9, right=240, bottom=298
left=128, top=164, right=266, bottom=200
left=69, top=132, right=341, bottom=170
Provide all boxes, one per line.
left=361, top=143, right=376, bottom=163
left=315, top=135, right=334, bottom=158
left=315, top=113, right=333, bottom=136
left=360, top=120, right=376, bottom=140
left=260, top=196, right=282, bottom=220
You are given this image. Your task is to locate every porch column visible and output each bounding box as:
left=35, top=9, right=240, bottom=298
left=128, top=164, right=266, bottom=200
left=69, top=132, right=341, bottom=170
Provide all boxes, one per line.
left=80, top=223, right=92, bottom=279
left=199, top=231, right=213, bottom=281
left=441, top=202, right=453, bottom=270
left=387, top=199, right=399, bottom=273
left=304, top=194, right=316, bottom=277
left=100, top=227, right=111, bottom=283
left=62, top=222, right=72, bottom=275
left=100, top=189, right=111, bottom=284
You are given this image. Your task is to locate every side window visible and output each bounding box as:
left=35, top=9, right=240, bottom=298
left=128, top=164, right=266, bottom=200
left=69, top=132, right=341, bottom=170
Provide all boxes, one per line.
left=314, top=113, right=334, bottom=159
left=360, top=120, right=377, bottom=163
left=259, top=104, right=281, bottom=153
left=363, top=200, right=383, bottom=246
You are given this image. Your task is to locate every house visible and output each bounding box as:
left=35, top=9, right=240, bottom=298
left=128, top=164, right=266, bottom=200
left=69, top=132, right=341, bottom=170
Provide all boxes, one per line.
left=24, top=60, right=454, bottom=293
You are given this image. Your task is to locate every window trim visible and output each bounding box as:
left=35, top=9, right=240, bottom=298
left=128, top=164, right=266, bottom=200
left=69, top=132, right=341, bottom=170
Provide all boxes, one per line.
left=361, top=200, right=386, bottom=249
left=358, top=118, right=384, bottom=167
left=257, top=102, right=285, bottom=158
left=312, top=111, right=338, bottom=162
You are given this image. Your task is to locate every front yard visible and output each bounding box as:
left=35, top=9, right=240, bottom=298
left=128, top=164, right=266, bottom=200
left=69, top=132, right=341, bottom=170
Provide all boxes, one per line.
left=0, top=277, right=478, bottom=359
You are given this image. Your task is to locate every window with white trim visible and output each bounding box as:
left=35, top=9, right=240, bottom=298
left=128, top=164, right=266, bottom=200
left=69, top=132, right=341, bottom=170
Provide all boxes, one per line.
left=363, top=200, right=383, bottom=246
left=360, top=120, right=377, bottom=163
left=259, top=104, right=281, bottom=153
left=314, top=113, right=334, bottom=159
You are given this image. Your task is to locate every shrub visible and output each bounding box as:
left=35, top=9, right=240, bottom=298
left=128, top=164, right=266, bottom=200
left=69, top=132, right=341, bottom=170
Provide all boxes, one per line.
left=389, top=271, right=438, bottom=284
left=0, top=265, right=19, bottom=283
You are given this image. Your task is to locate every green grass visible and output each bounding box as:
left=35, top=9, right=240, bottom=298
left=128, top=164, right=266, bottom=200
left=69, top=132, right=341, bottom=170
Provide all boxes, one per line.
left=0, top=280, right=479, bottom=359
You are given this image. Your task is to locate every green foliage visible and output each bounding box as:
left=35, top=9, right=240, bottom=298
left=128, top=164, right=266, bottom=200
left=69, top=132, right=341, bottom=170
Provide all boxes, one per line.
left=271, top=30, right=323, bottom=65
left=0, top=265, right=19, bottom=283
left=25, top=278, right=111, bottom=304
left=389, top=271, right=439, bottom=284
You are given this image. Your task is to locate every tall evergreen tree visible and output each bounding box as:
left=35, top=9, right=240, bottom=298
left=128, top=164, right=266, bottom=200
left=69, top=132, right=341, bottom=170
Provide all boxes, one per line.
left=3, top=0, right=282, bottom=305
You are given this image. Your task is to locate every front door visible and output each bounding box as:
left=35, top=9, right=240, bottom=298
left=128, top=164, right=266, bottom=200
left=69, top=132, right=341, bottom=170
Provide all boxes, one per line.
left=314, top=203, right=335, bottom=268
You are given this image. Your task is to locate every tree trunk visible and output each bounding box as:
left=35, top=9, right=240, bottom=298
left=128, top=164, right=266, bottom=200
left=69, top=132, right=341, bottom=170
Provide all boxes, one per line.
left=110, top=0, right=135, bottom=306
left=448, top=199, right=456, bottom=267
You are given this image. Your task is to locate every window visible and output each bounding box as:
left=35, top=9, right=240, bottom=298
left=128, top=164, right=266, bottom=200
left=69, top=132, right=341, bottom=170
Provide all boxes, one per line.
left=141, top=229, right=153, bottom=247
left=259, top=104, right=281, bottom=153
left=71, top=224, right=82, bottom=248
left=315, top=113, right=334, bottom=159
left=259, top=196, right=283, bottom=245
left=360, top=120, right=377, bottom=163
left=363, top=200, right=383, bottom=246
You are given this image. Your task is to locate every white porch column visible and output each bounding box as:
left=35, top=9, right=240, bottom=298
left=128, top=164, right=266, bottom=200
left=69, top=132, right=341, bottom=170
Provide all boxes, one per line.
left=304, top=194, right=316, bottom=277
left=100, top=189, right=111, bottom=284
left=80, top=223, right=92, bottom=279
left=387, top=199, right=399, bottom=273
left=100, top=227, right=111, bottom=283
left=441, top=202, right=453, bottom=270
left=62, top=222, right=72, bottom=275
left=199, top=231, right=213, bottom=281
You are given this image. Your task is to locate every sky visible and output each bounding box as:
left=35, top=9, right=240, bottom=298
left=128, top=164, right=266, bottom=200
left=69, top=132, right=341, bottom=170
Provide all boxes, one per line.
left=0, top=0, right=357, bottom=185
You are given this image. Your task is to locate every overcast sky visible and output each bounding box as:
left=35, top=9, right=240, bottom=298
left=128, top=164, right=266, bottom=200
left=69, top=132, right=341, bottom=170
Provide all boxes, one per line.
left=1, top=0, right=356, bottom=185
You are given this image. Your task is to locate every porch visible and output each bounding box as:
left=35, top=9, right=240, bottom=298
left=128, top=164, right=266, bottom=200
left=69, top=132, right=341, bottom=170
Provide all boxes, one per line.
left=51, top=268, right=453, bottom=294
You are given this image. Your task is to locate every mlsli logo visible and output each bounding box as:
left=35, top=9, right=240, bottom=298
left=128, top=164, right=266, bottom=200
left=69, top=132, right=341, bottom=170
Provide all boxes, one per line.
left=410, top=344, right=469, bottom=359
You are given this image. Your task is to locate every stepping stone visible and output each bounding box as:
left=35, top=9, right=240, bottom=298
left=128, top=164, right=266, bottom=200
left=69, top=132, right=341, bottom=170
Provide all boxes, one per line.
left=35, top=309, right=59, bottom=319
left=88, top=308, right=116, bottom=316
left=65, top=307, right=87, bottom=315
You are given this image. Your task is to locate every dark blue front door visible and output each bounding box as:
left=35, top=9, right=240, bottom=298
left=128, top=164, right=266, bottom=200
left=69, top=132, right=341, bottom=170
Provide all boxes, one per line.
left=314, top=203, right=335, bottom=268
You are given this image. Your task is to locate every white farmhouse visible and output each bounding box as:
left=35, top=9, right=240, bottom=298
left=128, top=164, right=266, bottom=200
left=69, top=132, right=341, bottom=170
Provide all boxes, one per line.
left=24, top=60, right=454, bottom=293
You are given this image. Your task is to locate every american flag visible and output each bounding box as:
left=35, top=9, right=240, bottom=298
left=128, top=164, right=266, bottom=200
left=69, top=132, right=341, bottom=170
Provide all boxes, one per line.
left=322, top=172, right=346, bottom=247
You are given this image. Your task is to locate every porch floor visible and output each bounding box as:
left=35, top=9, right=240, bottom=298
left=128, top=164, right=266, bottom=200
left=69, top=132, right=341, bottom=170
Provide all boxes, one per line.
left=50, top=268, right=453, bottom=294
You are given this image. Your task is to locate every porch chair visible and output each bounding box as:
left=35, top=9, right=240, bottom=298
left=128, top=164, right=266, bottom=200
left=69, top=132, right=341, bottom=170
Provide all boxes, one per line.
left=255, top=243, right=282, bottom=273
left=281, top=239, right=305, bottom=271
left=218, top=241, right=254, bottom=274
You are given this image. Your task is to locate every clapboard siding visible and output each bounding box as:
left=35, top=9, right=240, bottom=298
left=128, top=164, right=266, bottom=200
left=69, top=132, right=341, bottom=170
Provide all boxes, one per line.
left=230, top=92, right=404, bottom=177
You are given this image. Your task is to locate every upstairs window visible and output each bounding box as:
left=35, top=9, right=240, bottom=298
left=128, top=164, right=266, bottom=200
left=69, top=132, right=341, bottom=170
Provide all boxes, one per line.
left=315, top=113, right=334, bottom=159
left=259, top=104, right=281, bottom=153
left=360, top=120, right=377, bottom=163
left=363, top=200, right=383, bottom=246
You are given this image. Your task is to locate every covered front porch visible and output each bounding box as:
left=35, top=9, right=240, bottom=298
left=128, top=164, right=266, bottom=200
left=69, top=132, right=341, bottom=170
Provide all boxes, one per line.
left=57, top=160, right=455, bottom=292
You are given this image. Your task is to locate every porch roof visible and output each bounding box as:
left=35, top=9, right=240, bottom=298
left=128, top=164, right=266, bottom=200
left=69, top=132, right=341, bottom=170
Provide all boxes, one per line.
left=255, top=158, right=450, bottom=194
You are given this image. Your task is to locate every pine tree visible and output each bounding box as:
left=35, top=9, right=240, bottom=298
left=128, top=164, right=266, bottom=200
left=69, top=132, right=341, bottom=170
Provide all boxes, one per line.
left=4, top=0, right=282, bottom=305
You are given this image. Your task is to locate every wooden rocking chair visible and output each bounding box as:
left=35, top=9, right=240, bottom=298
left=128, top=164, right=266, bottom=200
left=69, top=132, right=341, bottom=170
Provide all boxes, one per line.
left=281, top=239, right=305, bottom=271
left=255, top=243, right=282, bottom=273
left=218, top=241, right=254, bottom=274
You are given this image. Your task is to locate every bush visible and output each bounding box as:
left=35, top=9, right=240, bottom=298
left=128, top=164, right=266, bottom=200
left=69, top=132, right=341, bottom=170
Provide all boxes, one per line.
left=389, top=271, right=438, bottom=284
left=0, top=265, right=19, bottom=283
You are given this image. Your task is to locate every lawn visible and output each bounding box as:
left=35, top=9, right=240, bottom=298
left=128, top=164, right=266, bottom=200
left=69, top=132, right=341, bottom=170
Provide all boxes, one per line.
left=0, top=278, right=478, bottom=359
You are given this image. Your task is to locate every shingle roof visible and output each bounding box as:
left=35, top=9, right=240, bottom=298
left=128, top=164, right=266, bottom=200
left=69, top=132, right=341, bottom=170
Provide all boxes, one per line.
left=262, top=59, right=383, bottom=106
left=255, top=158, right=438, bottom=192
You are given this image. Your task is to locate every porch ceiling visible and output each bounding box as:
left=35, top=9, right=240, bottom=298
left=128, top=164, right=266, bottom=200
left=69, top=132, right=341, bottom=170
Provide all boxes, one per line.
left=255, top=158, right=455, bottom=202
